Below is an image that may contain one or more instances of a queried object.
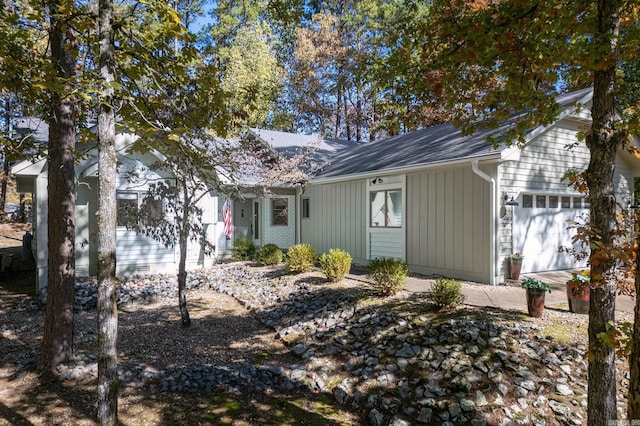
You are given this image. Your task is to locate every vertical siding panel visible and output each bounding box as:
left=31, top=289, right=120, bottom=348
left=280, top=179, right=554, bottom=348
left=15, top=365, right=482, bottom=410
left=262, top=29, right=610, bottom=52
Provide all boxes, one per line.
left=413, top=175, right=422, bottom=265
left=461, top=169, right=476, bottom=271
left=453, top=168, right=464, bottom=270
left=421, top=173, right=429, bottom=266
left=429, top=172, right=438, bottom=268
left=444, top=169, right=454, bottom=269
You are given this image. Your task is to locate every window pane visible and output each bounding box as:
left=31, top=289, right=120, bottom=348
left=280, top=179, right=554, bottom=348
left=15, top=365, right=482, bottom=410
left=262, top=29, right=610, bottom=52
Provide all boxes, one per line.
left=302, top=198, right=310, bottom=219
left=561, top=196, right=571, bottom=208
left=370, top=191, right=386, bottom=227
left=117, top=192, right=138, bottom=227
left=148, top=199, right=163, bottom=220
left=536, top=195, right=546, bottom=208
left=387, top=190, right=402, bottom=227
left=549, top=196, right=558, bottom=208
left=272, top=198, right=288, bottom=226
left=522, top=194, right=533, bottom=208
left=573, top=197, right=582, bottom=209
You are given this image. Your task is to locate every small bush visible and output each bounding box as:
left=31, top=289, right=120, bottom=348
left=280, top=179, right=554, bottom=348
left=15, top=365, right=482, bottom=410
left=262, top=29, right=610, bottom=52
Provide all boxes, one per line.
left=232, top=238, right=255, bottom=260
left=319, top=249, right=352, bottom=282
left=367, top=257, right=409, bottom=296
left=427, top=278, right=465, bottom=309
left=286, top=244, right=317, bottom=273
left=256, top=244, right=283, bottom=266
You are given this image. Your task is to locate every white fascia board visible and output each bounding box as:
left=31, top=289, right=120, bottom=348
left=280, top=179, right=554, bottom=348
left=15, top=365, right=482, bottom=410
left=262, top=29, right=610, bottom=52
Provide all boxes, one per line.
left=309, top=154, right=503, bottom=185
left=500, top=146, right=521, bottom=161
left=522, top=91, right=594, bottom=146
left=11, top=158, right=46, bottom=176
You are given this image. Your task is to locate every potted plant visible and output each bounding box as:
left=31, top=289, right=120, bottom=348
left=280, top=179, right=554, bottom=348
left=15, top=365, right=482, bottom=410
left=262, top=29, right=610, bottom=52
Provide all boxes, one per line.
left=521, top=277, right=551, bottom=318
left=566, top=270, right=590, bottom=314
left=508, top=252, right=524, bottom=280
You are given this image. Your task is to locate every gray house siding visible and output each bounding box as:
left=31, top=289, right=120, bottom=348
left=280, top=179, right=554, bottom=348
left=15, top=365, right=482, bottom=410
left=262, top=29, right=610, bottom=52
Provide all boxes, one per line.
left=499, top=117, right=636, bottom=274
left=406, top=164, right=491, bottom=283
left=300, top=180, right=367, bottom=264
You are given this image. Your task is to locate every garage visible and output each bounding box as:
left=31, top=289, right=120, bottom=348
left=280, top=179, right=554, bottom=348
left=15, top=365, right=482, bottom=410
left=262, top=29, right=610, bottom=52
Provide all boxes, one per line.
left=512, top=193, right=589, bottom=273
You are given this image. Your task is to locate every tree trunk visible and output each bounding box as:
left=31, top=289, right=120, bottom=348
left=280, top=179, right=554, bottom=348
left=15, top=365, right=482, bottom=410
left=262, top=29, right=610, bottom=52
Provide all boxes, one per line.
left=1, top=96, right=10, bottom=213
left=96, top=0, right=119, bottom=423
left=629, top=245, right=640, bottom=419
left=335, top=85, right=342, bottom=139
left=585, top=1, right=623, bottom=423
left=38, top=3, right=77, bottom=378
left=178, top=179, right=191, bottom=327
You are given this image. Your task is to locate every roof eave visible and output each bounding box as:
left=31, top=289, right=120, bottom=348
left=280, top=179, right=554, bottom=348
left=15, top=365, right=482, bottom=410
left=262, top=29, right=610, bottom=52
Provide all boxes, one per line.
left=310, top=153, right=504, bottom=185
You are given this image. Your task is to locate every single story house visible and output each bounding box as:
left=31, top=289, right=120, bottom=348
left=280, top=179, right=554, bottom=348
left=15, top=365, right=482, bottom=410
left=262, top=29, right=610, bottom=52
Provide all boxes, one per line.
left=299, top=88, right=640, bottom=284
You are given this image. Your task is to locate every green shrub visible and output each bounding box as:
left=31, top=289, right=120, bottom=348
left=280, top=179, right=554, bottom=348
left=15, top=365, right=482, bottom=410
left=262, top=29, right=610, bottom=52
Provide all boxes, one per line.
left=367, top=257, right=409, bottom=296
left=232, top=238, right=255, bottom=260
left=427, top=278, right=465, bottom=309
left=285, top=244, right=317, bottom=273
left=319, top=249, right=352, bottom=282
left=256, top=244, right=283, bottom=266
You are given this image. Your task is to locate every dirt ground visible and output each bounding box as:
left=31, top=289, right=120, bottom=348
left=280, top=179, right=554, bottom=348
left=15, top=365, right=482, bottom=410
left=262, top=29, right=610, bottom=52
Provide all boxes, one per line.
left=0, top=223, right=357, bottom=425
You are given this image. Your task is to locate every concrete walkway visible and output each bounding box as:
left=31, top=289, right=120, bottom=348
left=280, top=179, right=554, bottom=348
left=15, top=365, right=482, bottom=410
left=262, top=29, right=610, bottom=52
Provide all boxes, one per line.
left=352, top=269, right=636, bottom=315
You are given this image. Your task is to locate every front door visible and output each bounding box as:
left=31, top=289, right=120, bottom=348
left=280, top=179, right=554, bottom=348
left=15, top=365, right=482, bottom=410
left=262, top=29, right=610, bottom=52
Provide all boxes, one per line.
left=233, top=199, right=253, bottom=240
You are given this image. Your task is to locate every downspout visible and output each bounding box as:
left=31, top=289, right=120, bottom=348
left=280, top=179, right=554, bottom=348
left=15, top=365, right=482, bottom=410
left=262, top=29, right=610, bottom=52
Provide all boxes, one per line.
left=471, top=160, right=497, bottom=285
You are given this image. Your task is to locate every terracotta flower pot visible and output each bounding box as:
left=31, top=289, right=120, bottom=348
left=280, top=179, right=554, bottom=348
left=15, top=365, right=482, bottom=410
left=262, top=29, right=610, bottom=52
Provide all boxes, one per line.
left=526, top=288, right=546, bottom=318
left=509, top=258, right=522, bottom=280
left=566, top=280, right=590, bottom=314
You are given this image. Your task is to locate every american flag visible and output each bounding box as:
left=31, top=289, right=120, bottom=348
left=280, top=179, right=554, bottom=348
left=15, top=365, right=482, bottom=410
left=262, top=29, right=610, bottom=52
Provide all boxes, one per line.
left=222, top=198, right=233, bottom=238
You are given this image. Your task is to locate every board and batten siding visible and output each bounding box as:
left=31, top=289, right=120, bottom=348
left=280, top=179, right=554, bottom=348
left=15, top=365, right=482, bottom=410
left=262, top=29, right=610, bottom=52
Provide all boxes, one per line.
left=300, top=180, right=367, bottom=264
left=406, top=164, right=491, bottom=283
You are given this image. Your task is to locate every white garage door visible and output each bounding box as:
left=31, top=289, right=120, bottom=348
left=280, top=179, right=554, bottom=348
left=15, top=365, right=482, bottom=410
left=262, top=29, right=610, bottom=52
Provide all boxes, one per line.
left=513, top=194, right=588, bottom=273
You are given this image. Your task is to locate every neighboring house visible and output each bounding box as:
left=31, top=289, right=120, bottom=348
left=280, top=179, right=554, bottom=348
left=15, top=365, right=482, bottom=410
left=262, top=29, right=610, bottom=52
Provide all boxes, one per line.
left=299, top=89, right=640, bottom=284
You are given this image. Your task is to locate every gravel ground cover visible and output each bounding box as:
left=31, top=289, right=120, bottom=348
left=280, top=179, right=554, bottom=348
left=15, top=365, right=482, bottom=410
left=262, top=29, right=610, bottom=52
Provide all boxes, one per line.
left=0, top=258, right=633, bottom=425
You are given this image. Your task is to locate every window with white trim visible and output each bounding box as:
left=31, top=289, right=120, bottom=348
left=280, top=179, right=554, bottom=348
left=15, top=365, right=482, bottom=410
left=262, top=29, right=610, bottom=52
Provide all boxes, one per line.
left=370, top=190, right=402, bottom=228
left=272, top=198, right=288, bottom=226
left=117, top=191, right=163, bottom=227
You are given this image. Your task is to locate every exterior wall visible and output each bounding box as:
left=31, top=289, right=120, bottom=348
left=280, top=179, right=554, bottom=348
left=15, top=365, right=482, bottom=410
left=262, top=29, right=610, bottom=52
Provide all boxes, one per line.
left=35, top=174, right=48, bottom=290
left=261, top=194, right=296, bottom=249
left=300, top=180, right=367, bottom=264
left=406, top=164, right=492, bottom=283
left=213, top=192, right=297, bottom=258
left=76, top=176, right=98, bottom=277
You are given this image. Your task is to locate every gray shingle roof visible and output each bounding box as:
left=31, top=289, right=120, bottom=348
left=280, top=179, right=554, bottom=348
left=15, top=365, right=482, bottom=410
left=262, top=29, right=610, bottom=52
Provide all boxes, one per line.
left=248, top=128, right=357, bottom=165
left=316, top=88, right=593, bottom=179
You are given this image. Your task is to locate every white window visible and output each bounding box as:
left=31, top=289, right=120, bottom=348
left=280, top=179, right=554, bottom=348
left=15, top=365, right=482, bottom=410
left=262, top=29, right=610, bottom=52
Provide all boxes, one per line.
left=370, top=190, right=402, bottom=228
left=302, top=198, right=310, bottom=219
left=117, top=191, right=163, bottom=227
left=117, top=192, right=138, bottom=227
left=272, top=198, right=288, bottom=226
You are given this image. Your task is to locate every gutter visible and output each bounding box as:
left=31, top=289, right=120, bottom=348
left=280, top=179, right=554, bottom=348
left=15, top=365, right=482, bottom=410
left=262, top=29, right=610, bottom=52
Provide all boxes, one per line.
left=471, top=160, right=497, bottom=286
left=311, top=153, right=502, bottom=185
